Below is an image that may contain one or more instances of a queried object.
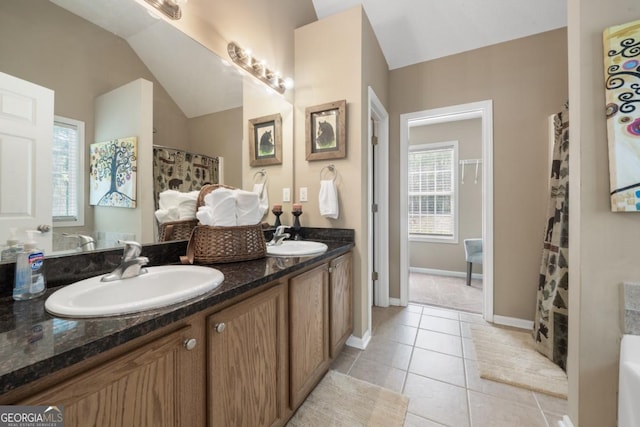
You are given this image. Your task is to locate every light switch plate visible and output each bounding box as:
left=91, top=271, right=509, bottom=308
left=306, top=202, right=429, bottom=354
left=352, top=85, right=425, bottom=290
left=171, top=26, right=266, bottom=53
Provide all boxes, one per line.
left=300, top=187, right=308, bottom=202
left=283, top=188, right=291, bottom=202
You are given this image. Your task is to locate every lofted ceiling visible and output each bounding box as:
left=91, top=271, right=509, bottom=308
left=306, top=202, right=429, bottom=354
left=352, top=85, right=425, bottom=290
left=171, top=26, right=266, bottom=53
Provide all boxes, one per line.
left=51, top=0, right=243, bottom=118
left=312, top=0, right=568, bottom=70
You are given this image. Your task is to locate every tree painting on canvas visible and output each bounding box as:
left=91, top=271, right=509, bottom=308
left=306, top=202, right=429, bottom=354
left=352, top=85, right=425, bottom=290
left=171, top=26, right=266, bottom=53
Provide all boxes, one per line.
left=604, top=19, right=640, bottom=211
left=89, top=136, right=137, bottom=208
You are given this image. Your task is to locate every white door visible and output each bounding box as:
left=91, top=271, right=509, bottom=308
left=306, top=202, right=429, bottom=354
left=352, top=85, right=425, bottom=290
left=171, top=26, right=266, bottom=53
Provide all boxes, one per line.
left=0, top=71, right=54, bottom=253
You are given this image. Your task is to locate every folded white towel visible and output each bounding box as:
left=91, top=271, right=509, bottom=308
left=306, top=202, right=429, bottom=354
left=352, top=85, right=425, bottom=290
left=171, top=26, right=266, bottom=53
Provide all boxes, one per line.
left=235, top=189, right=262, bottom=226
left=319, top=180, right=339, bottom=219
left=253, top=183, right=269, bottom=218
left=158, top=190, right=181, bottom=210
left=200, top=188, right=237, bottom=226
left=177, top=199, right=197, bottom=220
left=158, top=189, right=199, bottom=219
left=154, top=207, right=180, bottom=224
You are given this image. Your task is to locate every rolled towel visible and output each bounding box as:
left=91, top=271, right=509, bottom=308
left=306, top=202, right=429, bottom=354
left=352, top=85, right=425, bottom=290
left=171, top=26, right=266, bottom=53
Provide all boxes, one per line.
left=235, top=189, right=262, bottom=226
left=319, top=180, right=339, bottom=219
left=203, top=188, right=237, bottom=226
left=253, top=183, right=269, bottom=218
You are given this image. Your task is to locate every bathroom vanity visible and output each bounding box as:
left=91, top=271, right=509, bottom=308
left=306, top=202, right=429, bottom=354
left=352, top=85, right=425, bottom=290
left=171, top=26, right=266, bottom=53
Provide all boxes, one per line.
left=0, top=233, right=354, bottom=427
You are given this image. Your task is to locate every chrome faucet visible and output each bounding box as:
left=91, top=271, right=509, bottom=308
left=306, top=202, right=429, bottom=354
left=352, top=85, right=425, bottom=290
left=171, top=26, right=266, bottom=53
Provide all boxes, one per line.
left=268, top=225, right=290, bottom=246
left=101, top=240, right=149, bottom=282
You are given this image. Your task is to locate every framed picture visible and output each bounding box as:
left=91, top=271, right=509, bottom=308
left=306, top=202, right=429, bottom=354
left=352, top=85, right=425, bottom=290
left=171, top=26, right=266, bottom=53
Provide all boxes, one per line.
left=305, top=100, right=346, bottom=161
left=89, top=136, right=137, bottom=208
left=603, top=18, right=640, bottom=211
left=249, top=113, right=282, bottom=166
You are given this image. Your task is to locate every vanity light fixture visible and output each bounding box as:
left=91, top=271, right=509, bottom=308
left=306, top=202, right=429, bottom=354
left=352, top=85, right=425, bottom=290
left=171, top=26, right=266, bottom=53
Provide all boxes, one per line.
left=227, top=42, right=293, bottom=94
left=143, top=0, right=185, bottom=20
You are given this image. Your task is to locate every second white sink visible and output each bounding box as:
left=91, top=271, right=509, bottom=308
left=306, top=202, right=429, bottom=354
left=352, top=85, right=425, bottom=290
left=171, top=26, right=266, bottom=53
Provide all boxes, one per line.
left=45, top=265, right=224, bottom=318
left=267, top=240, right=328, bottom=257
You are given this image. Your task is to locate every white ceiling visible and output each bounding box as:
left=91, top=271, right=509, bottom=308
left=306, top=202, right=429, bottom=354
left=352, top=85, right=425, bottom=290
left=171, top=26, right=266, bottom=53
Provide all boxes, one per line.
left=312, top=0, right=568, bottom=70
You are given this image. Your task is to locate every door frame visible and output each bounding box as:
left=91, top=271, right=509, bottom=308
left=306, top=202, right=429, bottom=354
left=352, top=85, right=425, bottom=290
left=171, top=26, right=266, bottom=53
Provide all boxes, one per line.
left=368, top=87, right=390, bottom=316
left=399, top=100, right=494, bottom=322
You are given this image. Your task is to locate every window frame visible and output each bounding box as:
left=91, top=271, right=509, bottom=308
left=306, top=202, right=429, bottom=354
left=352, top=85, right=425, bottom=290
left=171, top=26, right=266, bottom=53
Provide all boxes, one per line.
left=408, top=140, right=459, bottom=244
left=52, top=115, right=85, bottom=227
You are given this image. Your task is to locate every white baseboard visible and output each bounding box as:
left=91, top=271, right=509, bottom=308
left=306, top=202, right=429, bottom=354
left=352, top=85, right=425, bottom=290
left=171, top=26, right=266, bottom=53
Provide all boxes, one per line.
left=558, top=415, right=575, bottom=427
left=493, top=315, right=534, bottom=330
left=389, top=298, right=402, bottom=306
left=346, top=330, right=371, bottom=350
left=410, top=266, right=483, bottom=280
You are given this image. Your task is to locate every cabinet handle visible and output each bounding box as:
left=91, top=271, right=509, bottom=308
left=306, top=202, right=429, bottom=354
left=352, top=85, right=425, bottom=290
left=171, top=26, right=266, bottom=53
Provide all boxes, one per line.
left=214, top=323, right=226, bottom=333
left=183, top=338, right=197, bottom=351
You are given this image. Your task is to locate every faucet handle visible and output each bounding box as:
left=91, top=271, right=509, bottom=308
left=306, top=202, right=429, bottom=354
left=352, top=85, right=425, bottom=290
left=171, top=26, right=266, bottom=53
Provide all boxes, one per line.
left=119, top=240, right=142, bottom=259
left=275, top=225, right=289, bottom=235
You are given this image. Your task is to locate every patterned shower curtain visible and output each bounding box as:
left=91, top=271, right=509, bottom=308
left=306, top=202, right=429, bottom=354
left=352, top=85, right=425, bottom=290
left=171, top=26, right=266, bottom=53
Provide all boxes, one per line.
left=533, top=103, right=569, bottom=371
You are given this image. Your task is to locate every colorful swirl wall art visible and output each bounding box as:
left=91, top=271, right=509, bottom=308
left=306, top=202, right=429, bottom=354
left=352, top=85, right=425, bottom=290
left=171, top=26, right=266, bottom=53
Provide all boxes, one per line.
left=604, top=19, right=640, bottom=211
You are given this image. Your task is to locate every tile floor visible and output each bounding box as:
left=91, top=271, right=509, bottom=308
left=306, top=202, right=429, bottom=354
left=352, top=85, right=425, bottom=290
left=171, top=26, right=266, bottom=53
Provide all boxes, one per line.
left=331, top=304, right=567, bottom=427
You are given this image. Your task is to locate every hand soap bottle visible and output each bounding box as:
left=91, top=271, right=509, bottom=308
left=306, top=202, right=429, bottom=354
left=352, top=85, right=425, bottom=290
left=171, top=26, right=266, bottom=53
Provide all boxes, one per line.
left=1, top=228, right=22, bottom=262
left=13, top=230, right=47, bottom=301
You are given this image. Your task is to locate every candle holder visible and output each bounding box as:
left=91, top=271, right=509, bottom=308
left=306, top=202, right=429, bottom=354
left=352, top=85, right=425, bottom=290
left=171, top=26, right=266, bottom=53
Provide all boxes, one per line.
left=291, top=210, right=302, bottom=240
left=272, top=208, right=282, bottom=228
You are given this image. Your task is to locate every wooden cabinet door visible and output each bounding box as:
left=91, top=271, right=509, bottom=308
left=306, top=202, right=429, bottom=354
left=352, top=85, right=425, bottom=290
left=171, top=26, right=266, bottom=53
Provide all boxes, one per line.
left=289, top=264, right=330, bottom=409
left=330, top=252, right=353, bottom=358
left=208, top=283, right=288, bottom=427
left=21, top=325, right=204, bottom=427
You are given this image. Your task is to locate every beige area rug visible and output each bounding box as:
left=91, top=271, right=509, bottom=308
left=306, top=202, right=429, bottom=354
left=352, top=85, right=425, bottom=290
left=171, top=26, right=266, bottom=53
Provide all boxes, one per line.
left=470, top=323, right=568, bottom=399
left=287, top=370, right=409, bottom=427
left=410, top=272, right=483, bottom=313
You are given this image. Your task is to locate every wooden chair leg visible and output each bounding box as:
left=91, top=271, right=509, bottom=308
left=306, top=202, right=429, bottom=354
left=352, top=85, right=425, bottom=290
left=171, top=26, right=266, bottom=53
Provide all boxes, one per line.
left=466, top=262, right=472, bottom=286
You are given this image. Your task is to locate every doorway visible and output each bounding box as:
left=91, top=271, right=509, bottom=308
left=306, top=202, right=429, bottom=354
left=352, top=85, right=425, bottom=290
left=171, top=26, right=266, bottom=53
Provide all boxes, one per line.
left=399, top=100, right=494, bottom=321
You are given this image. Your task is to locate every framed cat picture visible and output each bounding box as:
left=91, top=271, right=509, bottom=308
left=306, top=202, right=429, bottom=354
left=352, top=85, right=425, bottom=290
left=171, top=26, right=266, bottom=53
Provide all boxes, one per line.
left=249, top=113, right=282, bottom=166
left=305, top=100, right=347, bottom=161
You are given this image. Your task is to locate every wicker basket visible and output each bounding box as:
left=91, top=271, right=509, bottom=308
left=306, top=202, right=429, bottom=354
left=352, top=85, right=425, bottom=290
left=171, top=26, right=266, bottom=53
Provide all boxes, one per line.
left=180, top=184, right=267, bottom=264
left=158, top=219, right=198, bottom=242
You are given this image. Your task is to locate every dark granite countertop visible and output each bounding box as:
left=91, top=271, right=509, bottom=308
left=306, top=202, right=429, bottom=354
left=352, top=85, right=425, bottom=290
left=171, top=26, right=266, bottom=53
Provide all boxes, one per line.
left=0, top=231, right=354, bottom=398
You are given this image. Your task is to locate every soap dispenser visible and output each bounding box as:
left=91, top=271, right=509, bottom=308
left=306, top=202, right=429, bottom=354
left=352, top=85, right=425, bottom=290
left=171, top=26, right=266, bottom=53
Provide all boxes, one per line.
left=13, top=230, right=47, bottom=301
left=1, top=228, right=22, bottom=262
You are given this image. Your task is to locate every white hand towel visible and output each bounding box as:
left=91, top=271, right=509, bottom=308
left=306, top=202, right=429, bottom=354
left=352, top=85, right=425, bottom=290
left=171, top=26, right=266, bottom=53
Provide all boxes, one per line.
left=253, top=183, right=269, bottom=218
left=319, top=180, right=339, bottom=219
left=235, top=189, right=262, bottom=226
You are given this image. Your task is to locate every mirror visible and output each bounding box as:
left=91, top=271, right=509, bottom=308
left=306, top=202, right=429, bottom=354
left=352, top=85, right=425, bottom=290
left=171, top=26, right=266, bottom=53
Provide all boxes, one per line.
left=0, top=0, right=293, bottom=257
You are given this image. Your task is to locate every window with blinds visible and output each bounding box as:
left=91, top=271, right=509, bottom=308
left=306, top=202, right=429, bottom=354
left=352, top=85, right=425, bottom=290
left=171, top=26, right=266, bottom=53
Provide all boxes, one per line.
left=52, top=116, right=84, bottom=226
left=408, top=141, right=458, bottom=242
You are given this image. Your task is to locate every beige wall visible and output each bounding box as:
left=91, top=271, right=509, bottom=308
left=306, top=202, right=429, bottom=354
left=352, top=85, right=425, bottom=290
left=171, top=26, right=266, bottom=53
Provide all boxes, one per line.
left=409, top=119, right=483, bottom=273
left=389, top=28, right=568, bottom=320
left=242, top=77, right=295, bottom=218
left=567, top=2, right=640, bottom=426
left=295, top=6, right=388, bottom=339
left=0, top=0, right=188, bottom=240
left=188, top=107, right=243, bottom=188
left=169, top=0, right=317, bottom=105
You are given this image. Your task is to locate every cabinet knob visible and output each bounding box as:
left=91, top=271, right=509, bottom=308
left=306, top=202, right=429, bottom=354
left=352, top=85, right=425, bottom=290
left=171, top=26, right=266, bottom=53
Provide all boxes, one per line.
left=183, top=338, right=197, bottom=350
left=214, top=323, right=226, bottom=333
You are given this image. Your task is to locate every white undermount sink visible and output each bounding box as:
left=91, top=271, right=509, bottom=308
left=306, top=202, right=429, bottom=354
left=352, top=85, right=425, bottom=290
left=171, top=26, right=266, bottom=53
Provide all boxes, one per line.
left=45, top=265, right=224, bottom=318
left=266, top=240, right=328, bottom=257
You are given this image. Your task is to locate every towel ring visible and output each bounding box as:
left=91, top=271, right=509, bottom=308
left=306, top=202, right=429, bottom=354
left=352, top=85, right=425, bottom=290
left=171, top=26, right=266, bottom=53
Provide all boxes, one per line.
left=320, top=164, right=337, bottom=182
left=253, top=169, right=267, bottom=185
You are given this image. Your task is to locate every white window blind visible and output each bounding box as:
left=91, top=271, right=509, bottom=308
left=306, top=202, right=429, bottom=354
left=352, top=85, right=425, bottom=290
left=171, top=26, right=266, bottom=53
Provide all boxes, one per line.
left=408, top=142, right=457, bottom=240
left=52, top=116, right=84, bottom=225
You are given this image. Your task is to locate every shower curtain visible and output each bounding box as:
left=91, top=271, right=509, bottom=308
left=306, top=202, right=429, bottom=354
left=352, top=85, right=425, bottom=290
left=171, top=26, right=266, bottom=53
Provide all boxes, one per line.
left=533, top=103, right=569, bottom=371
